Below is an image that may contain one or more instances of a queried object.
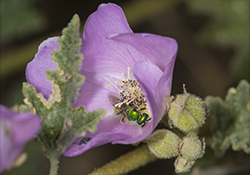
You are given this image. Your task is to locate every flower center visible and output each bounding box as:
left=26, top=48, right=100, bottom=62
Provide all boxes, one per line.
left=109, top=67, right=147, bottom=109
left=119, top=79, right=147, bottom=108
left=108, top=67, right=151, bottom=127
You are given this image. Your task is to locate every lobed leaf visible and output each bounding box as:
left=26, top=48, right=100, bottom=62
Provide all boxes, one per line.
left=206, top=80, right=250, bottom=156
left=22, top=14, right=104, bottom=157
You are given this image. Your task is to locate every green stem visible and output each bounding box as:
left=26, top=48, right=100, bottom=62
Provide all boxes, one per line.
left=48, top=155, right=59, bottom=175
left=89, top=144, right=157, bottom=175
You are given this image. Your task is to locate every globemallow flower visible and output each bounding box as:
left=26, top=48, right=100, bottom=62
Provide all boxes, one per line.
left=26, top=3, right=178, bottom=157
left=0, top=105, right=41, bottom=173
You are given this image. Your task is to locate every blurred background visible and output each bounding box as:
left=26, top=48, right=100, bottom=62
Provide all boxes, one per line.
left=0, top=0, right=249, bottom=174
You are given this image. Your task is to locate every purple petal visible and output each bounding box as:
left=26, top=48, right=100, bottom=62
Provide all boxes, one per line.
left=81, top=3, right=135, bottom=76
left=111, top=33, right=178, bottom=72
left=63, top=116, right=130, bottom=156
left=81, top=31, right=177, bottom=79
left=11, top=113, right=41, bottom=144
left=156, top=55, right=176, bottom=108
left=26, top=37, right=59, bottom=99
left=0, top=105, right=41, bottom=173
left=110, top=33, right=177, bottom=108
left=84, top=3, right=132, bottom=41
left=74, top=71, right=119, bottom=112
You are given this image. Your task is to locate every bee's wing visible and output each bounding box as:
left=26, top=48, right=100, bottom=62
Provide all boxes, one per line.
left=108, top=95, right=120, bottom=107
left=119, top=103, right=128, bottom=111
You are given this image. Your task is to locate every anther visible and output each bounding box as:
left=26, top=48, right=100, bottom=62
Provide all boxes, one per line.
left=127, top=67, right=131, bottom=79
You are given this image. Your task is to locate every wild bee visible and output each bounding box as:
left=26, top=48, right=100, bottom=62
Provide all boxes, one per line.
left=108, top=95, right=151, bottom=127
left=73, top=137, right=92, bottom=145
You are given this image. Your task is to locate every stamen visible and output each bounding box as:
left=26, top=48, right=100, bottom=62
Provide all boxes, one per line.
left=115, top=99, right=129, bottom=107
left=125, top=97, right=136, bottom=105
left=127, top=67, right=131, bottom=79
left=109, top=83, right=121, bottom=92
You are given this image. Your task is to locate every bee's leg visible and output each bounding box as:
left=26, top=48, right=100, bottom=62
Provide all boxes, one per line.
left=121, top=116, right=130, bottom=123
left=117, top=111, right=122, bottom=115
left=141, top=122, right=146, bottom=127
left=121, top=116, right=126, bottom=123
left=147, top=118, right=151, bottom=121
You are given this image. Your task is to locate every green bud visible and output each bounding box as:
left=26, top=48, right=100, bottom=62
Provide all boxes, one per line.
left=144, top=129, right=181, bottom=159
left=168, top=88, right=207, bottom=133
left=178, top=136, right=205, bottom=160
left=174, top=156, right=195, bottom=173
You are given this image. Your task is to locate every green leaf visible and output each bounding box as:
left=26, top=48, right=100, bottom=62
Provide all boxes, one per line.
left=22, top=14, right=104, bottom=157
left=206, top=80, right=250, bottom=157
left=187, top=0, right=250, bottom=82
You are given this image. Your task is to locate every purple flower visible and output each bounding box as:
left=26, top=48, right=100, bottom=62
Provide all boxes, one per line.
left=0, top=105, right=41, bottom=173
left=26, top=3, right=177, bottom=157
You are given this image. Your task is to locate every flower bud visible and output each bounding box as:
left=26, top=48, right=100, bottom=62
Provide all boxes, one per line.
left=168, top=91, right=206, bottom=133
left=178, top=136, right=205, bottom=160
left=174, top=156, right=195, bottom=173
left=144, top=129, right=181, bottom=159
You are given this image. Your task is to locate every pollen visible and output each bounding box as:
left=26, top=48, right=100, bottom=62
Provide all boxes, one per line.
left=120, top=78, right=147, bottom=108
left=109, top=67, right=147, bottom=109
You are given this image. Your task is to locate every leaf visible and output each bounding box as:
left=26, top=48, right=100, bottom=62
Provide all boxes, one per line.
left=22, top=14, right=104, bottom=157
left=187, top=0, right=250, bottom=82
left=206, top=80, right=250, bottom=157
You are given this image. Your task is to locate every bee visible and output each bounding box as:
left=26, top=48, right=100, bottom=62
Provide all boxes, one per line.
left=73, top=137, right=92, bottom=145
left=108, top=95, right=151, bottom=127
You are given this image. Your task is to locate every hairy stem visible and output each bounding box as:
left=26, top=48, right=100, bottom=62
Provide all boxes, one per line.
left=89, top=144, right=157, bottom=175
left=49, top=155, right=59, bottom=175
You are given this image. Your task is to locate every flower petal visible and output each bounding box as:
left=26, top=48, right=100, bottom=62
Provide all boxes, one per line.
left=84, top=3, right=132, bottom=41
left=156, top=55, right=176, bottom=108
left=63, top=115, right=130, bottom=156
left=81, top=3, right=135, bottom=76
left=111, top=33, right=178, bottom=71
left=0, top=105, right=41, bottom=173
left=26, top=37, right=59, bottom=99
left=81, top=32, right=177, bottom=79
left=11, top=113, right=41, bottom=144
left=74, top=71, right=119, bottom=112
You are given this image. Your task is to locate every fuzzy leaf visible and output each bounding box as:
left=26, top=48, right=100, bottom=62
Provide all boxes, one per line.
left=22, top=14, right=104, bottom=157
left=187, top=0, right=250, bottom=82
left=206, top=80, right=250, bottom=156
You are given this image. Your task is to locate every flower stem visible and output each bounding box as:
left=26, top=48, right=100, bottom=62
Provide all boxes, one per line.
left=89, top=144, right=157, bottom=175
left=49, top=155, right=59, bottom=175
